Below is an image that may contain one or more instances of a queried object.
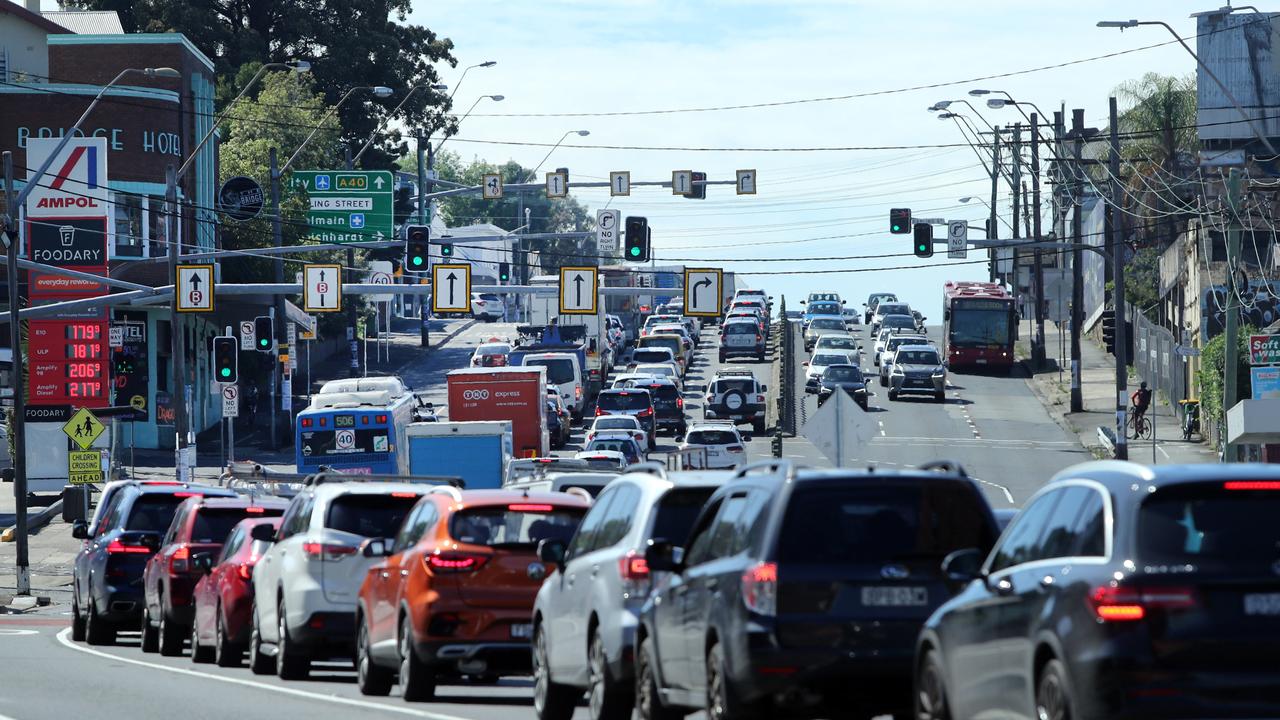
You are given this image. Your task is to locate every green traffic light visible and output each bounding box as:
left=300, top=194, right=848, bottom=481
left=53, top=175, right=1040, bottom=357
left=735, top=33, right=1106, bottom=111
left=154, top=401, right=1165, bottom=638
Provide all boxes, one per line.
left=220, top=368, right=230, bottom=378
left=893, top=224, right=902, bottom=232
left=629, top=246, right=640, bottom=257
left=412, top=256, right=423, bottom=266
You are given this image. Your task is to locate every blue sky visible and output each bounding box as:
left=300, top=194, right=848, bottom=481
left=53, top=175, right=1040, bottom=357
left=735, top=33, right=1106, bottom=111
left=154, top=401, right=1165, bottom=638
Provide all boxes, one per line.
left=412, top=0, right=1213, bottom=312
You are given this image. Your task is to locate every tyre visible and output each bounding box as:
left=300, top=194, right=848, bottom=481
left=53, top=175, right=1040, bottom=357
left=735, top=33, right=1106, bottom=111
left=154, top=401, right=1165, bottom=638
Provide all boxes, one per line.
left=1035, top=659, right=1075, bottom=720
left=914, top=650, right=952, bottom=720
left=756, top=351, right=765, bottom=362
left=888, top=391, right=898, bottom=401
left=84, top=598, right=115, bottom=646
left=248, top=607, right=275, bottom=675
left=158, top=602, right=184, bottom=657
left=588, top=631, right=633, bottom=720
left=751, top=418, right=766, bottom=435
left=533, top=624, right=578, bottom=720
left=140, top=602, right=159, bottom=653
left=718, top=352, right=726, bottom=363
left=935, top=391, right=946, bottom=403
left=879, top=375, right=887, bottom=387
left=635, top=636, right=681, bottom=720
left=356, top=616, right=393, bottom=696
left=399, top=614, right=435, bottom=701
left=191, top=621, right=214, bottom=663
left=706, top=642, right=758, bottom=720
left=276, top=600, right=310, bottom=680
left=71, top=592, right=86, bottom=642
left=214, top=608, right=242, bottom=668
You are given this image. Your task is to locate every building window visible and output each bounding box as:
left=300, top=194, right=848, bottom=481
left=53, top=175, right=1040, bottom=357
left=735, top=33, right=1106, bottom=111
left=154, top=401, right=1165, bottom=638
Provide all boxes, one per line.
left=149, top=198, right=169, bottom=258
left=113, top=193, right=144, bottom=258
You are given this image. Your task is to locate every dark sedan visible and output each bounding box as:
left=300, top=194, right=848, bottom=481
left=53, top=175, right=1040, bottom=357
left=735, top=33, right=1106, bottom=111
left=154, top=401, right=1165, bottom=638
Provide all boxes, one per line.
left=817, top=364, right=869, bottom=410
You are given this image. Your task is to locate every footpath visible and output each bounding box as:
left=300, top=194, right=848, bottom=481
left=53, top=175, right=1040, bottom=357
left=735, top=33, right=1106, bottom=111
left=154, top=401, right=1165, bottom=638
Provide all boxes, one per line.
left=1017, top=319, right=1216, bottom=465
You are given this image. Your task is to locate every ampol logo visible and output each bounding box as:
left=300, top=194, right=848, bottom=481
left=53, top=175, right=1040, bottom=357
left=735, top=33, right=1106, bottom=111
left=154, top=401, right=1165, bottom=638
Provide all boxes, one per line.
left=25, top=137, right=109, bottom=218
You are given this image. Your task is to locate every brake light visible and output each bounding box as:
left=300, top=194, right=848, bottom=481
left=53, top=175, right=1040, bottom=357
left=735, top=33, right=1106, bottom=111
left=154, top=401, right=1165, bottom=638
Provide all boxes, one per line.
left=426, top=552, right=489, bottom=573
left=1224, top=481, right=1280, bottom=491
left=360, top=416, right=368, bottom=425
left=676, top=397, right=684, bottom=409
left=301, top=418, right=313, bottom=428
left=756, top=335, right=762, bottom=343
left=170, top=545, right=190, bottom=574
left=1089, top=586, right=1197, bottom=622
left=173, top=492, right=201, bottom=498
left=637, top=407, right=653, bottom=417
left=391, top=491, right=418, bottom=498
left=619, top=552, right=649, bottom=580
left=302, top=542, right=358, bottom=561
left=756, top=395, right=766, bottom=403
left=508, top=504, right=554, bottom=512
left=728, top=445, right=744, bottom=453
left=595, top=407, right=605, bottom=417
left=237, top=563, right=253, bottom=581
left=244, top=506, right=266, bottom=514
left=377, top=414, right=388, bottom=423
left=576, top=386, right=584, bottom=400
left=742, top=562, right=777, bottom=616
left=106, top=539, right=151, bottom=554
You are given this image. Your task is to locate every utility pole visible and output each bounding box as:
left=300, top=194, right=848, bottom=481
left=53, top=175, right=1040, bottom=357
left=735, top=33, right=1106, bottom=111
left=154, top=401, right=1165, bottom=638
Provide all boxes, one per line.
left=1010, top=123, right=1022, bottom=291
left=1031, top=112, right=1047, bottom=367
left=345, top=147, right=359, bottom=377
left=2, top=152, right=29, bottom=595
left=166, top=163, right=190, bottom=480
left=989, top=127, right=1001, bottom=283
left=415, top=129, right=427, bottom=335
left=1223, top=167, right=1244, bottom=462
left=269, top=148, right=283, bottom=449
left=422, top=137, right=434, bottom=348
left=1070, top=109, right=1085, bottom=413
left=1109, top=97, right=1129, bottom=460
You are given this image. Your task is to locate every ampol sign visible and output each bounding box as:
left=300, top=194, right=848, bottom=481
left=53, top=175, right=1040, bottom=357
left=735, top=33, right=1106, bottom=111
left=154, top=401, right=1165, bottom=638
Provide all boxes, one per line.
left=24, top=137, right=109, bottom=218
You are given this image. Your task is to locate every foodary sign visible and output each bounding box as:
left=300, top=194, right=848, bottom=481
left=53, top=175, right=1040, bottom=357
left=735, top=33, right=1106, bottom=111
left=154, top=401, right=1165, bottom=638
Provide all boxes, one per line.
left=1249, top=334, right=1280, bottom=365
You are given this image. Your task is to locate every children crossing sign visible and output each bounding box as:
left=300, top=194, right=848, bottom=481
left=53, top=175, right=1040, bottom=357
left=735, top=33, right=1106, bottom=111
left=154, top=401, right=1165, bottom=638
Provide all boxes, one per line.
left=63, top=407, right=105, bottom=450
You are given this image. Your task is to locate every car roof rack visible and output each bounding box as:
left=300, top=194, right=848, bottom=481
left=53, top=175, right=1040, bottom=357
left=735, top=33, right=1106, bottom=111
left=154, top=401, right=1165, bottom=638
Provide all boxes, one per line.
left=621, top=461, right=669, bottom=480
left=303, top=472, right=465, bottom=488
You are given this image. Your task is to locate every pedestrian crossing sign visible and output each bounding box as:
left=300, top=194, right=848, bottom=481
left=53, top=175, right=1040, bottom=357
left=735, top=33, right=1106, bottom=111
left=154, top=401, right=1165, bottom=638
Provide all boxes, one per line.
left=63, top=407, right=105, bottom=450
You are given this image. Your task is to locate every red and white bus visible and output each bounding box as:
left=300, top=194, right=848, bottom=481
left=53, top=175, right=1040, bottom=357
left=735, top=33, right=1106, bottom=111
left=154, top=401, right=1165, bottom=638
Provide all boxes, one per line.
left=941, top=281, right=1017, bottom=371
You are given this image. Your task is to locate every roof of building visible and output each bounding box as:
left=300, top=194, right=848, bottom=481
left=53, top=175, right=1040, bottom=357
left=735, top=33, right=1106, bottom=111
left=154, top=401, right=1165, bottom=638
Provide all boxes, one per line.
left=42, top=10, right=123, bottom=34
left=0, top=0, right=73, bottom=34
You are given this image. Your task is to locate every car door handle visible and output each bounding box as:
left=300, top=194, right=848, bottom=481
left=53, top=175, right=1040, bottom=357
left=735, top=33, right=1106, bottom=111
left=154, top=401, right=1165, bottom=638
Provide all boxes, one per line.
left=1040, top=575, right=1055, bottom=588
left=380, top=571, right=389, bottom=579
left=400, top=569, right=410, bottom=577
left=994, top=579, right=1014, bottom=595
left=590, top=565, right=599, bottom=577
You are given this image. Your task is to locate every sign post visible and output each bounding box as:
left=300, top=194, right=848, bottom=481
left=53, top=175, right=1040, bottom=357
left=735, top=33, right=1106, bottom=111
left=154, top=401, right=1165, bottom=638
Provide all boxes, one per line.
left=290, top=170, right=394, bottom=244
left=431, top=263, right=472, bottom=314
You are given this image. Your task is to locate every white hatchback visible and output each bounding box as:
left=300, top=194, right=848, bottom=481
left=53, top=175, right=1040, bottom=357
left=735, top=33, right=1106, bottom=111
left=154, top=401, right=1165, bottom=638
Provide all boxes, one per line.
left=679, top=423, right=749, bottom=469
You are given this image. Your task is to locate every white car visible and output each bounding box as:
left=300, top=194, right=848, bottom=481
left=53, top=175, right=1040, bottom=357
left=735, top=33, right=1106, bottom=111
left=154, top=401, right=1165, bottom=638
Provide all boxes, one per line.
left=870, top=301, right=912, bottom=333
left=585, top=414, right=649, bottom=447
left=679, top=423, right=748, bottom=469
left=641, top=314, right=684, bottom=338
left=572, top=450, right=627, bottom=470
left=805, top=351, right=858, bottom=391
left=470, top=292, right=505, bottom=321
left=878, top=334, right=932, bottom=385
left=469, top=341, right=512, bottom=367
left=812, top=333, right=861, bottom=362
left=632, top=362, right=682, bottom=390
left=249, top=481, right=443, bottom=678
left=582, top=432, right=645, bottom=465
left=872, top=328, right=896, bottom=366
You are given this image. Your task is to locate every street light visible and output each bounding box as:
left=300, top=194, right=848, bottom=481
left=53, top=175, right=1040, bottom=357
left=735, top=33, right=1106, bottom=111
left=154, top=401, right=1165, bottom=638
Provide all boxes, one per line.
left=435, top=94, right=505, bottom=152
left=932, top=99, right=995, bottom=130
left=526, top=129, right=590, bottom=181
left=352, top=83, right=449, bottom=164
left=449, top=60, right=497, bottom=101
left=283, top=85, right=393, bottom=172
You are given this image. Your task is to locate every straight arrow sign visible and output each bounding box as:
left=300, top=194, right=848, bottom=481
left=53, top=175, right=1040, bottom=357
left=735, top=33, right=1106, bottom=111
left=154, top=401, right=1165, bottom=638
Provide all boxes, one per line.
left=176, top=264, right=214, bottom=312
left=304, top=264, right=342, bottom=313
left=559, top=266, right=598, bottom=315
left=431, top=263, right=471, bottom=314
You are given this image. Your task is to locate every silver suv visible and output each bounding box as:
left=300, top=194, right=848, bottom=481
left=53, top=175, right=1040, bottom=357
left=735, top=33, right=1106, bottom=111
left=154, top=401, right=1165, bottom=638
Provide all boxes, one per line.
left=531, top=464, right=730, bottom=720
left=703, top=368, right=767, bottom=434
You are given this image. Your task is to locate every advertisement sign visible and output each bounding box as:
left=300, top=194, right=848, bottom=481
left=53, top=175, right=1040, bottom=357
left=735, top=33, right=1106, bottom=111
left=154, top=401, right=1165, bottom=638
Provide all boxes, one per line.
left=1249, top=334, right=1280, bottom=365
left=111, top=314, right=149, bottom=420
left=29, top=320, right=108, bottom=407
left=1252, top=366, right=1280, bottom=400
left=24, top=137, right=109, bottom=218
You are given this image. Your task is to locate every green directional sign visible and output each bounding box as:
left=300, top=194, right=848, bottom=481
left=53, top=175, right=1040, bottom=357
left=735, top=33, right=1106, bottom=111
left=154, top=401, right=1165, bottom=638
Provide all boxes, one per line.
left=290, top=170, right=394, bottom=244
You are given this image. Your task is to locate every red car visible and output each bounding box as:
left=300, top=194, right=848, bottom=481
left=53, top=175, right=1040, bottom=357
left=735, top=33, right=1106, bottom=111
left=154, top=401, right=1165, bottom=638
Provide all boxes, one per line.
left=354, top=489, right=587, bottom=701
left=190, top=516, right=283, bottom=666
left=141, top=497, right=287, bottom=656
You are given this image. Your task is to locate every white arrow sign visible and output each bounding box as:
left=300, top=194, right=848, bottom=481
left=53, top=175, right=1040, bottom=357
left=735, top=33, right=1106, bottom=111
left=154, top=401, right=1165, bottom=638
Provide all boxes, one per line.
left=432, top=263, right=471, bottom=313
left=482, top=173, right=503, bottom=199
left=684, top=268, right=723, bottom=317
left=176, top=264, right=214, bottom=312
left=736, top=169, right=757, bottom=195
left=303, top=264, right=342, bottom=313
left=609, top=171, right=630, bottom=197
left=596, top=209, right=620, bottom=252
left=222, top=384, right=239, bottom=418
left=559, top=266, right=599, bottom=315
left=948, top=220, right=968, bottom=259
left=239, top=321, right=255, bottom=350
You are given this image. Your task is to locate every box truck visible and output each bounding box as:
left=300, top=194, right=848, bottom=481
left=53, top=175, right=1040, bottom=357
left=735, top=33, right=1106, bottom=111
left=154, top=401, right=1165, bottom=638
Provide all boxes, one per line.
left=445, top=366, right=549, bottom=458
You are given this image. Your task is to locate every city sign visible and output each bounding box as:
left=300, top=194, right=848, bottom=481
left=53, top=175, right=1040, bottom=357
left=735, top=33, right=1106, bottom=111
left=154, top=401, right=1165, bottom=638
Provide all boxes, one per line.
left=610, top=171, right=630, bottom=197
left=559, top=266, right=599, bottom=315
left=222, top=385, right=240, bottom=418
left=25, top=137, right=109, bottom=218
left=736, top=169, right=756, bottom=195
left=672, top=170, right=693, bottom=195
left=63, top=407, right=105, bottom=450
left=947, top=220, right=968, bottom=259
left=218, top=176, right=265, bottom=221
left=596, top=209, right=620, bottom=252
left=481, top=173, right=503, bottom=199
left=175, top=264, right=214, bottom=312
left=291, top=170, right=393, bottom=244
left=545, top=171, right=568, bottom=199
left=366, top=260, right=394, bottom=303
left=432, top=263, right=472, bottom=313
left=68, top=450, right=102, bottom=485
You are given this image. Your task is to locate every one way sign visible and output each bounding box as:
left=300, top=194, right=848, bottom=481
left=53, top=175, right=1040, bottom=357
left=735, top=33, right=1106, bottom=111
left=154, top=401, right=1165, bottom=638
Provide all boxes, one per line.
left=176, top=264, right=214, bottom=312
left=559, top=266, right=598, bottom=315
left=303, top=264, right=342, bottom=312
left=432, top=263, right=471, bottom=314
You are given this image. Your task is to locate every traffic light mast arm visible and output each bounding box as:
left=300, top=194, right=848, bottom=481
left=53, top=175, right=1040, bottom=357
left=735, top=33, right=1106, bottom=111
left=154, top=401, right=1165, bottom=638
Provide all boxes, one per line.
left=418, top=178, right=738, bottom=201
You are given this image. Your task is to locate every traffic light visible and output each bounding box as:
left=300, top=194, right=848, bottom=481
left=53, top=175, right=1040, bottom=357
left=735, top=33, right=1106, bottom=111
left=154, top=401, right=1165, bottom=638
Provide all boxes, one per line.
left=212, top=336, right=238, bottom=383
left=498, top=262, right=511, bottom=283
left=254, top=315, right=273, bottom=352
left=1101, top=309, right=1116, bottom=354
left=913, top=223, right=934, bottom=258
left=439, top=242, right=454, bottom=258
left=625, top=216, right=650, bottom=262
left=890, top=208, right=912, bottom=234
left=405, top=224, right=430, bottom=270
left=685, top=171, right=707, bottom=199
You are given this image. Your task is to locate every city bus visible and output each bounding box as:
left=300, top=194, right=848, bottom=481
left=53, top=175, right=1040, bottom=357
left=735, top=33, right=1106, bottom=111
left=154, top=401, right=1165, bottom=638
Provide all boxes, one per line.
left=941, top=281, right=1017, bottom=371
left=295, top=376, right=418, bottom=474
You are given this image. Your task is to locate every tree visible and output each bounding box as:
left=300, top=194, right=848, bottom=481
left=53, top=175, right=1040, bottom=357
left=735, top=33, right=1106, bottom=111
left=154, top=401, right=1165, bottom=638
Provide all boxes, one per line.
left=1114, top=72, right=1198, bottom=248
left=1198, top=322, right=1254, bottom=440
left=67, top=0, right=457, bottom=168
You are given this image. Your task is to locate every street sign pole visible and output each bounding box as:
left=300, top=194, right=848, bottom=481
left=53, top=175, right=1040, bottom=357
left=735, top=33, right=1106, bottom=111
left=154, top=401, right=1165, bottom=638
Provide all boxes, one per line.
left=166, top=163, right=191, bottom=482
left=2, top=151, right=29, bottom=596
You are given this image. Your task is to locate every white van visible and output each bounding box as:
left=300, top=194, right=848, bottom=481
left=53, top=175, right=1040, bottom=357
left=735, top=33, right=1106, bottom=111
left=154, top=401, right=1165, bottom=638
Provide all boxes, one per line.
left=522, top=351, right=585, bottom=416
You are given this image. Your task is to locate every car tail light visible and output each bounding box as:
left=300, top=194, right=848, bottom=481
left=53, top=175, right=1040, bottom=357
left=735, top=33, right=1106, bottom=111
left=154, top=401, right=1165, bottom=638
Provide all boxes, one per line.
left=376, top=414, right=388, bottom=423
left=169, top=545, right=190, bottom=574
left=595, top=407, right=606, bottom=417
left=634, top=432, right=645, bottom=443
left=301, top=418, right=313, bottom=428
left=728, top=445, right=744, bottom=453
left=676, top=397, right=684, bottom=409
left=509, top=504, right=554, bottom=512
left=173, top=492, right=201, bottom=498
left=741, top=561, right=777, bottom=616
left=577, top=386, right=584, bottom=400
left=705, top=395, right=713, bottom=403
left=302, top=542, right=358, bottom=562
left=756, top=394, right=766, bottom=403
left=245, top=506, right=266, bottom=514
left=237, top=563, right=254, bottom=581
left=619, top=550, right=652, bottom=598
left=637, top=407, right=653, bottom=418
left=1089, top=585, right=1197, bottom=622
left=391, top=491, right=418, bottom=498
left=106, top=539, right=152, bottom=554
left=426, top=552, right=489, bottom=573
left=1224, top=481, right=1280, bottom=491
left=756, top=335, right=763, bottom=343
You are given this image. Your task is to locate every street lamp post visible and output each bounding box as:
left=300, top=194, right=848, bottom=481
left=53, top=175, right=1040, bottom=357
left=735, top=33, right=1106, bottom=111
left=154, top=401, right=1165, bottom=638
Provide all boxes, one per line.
left=434, top=95, right=504, bottom=152
left=517, top=130, right=590, bottom=294
left=1, top=66, right=178, bottom=595
left=449, top=61, right=497, bottom=102
left=351, top=83, right=449, bottom=165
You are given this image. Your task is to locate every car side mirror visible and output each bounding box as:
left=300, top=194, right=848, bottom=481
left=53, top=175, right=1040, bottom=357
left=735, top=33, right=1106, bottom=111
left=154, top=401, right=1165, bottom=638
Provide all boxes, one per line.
left=71, top=520, right=88, bottom=540
left=250, top=524, right=276, bottom=543
left=921, top=316, right=928, bottom=322
left=941, top=547, right=985, bottom=583
left=760, top=385, right=767, bottom=393
left=645, top=539, right=683, bottom=573
left=361, top=538, right=391, bottom=558
left=538, top=539, right=567, bottom=566
left=802, top=361, right=809, bottom=366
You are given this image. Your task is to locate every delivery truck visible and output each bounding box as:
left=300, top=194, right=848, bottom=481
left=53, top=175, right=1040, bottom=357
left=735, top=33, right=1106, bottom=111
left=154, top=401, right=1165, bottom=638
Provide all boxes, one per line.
left=406, top=421, right=513, bottom=489
left=445, top=366, right=550, bottom=458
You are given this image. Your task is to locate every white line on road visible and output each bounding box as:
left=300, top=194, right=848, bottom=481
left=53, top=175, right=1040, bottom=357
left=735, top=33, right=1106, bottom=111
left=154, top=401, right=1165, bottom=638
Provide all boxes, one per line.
left=1157, top=443, right=1170, bottom=460
left=878, top=421, right=886, bottom=437
left=54, top=629, right=473, bottom=720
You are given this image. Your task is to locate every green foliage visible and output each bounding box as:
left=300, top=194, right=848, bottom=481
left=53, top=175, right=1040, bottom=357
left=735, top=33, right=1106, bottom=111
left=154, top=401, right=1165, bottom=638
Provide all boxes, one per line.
left=1113, top=73, right=1198, bottom=247
left=1198, top=323, right=1254, bottom=427
left=1124, top=246, right=1162, bottom=310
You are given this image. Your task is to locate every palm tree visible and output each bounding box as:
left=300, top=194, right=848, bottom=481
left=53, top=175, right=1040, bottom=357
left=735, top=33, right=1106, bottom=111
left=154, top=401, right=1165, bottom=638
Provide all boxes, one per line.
left=1114, top=72, right=1199, bottom=248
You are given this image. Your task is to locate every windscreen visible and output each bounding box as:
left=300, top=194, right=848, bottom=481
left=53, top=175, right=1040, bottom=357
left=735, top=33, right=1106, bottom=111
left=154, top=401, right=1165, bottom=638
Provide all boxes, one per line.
left=950, top=306, right=1012, bottom=346
left=810, top=319, right=844, bottom=331
left=635, top=365, right=675, bottom=379
left=325, top=493, right=422, bottom=537
left=633, top=349, right=674, bottom=364
left=809, top=302, right=841, bottom=315
left=126, top=495, right=189, bottom=533
left=650, top=488, right=719, bottom=543
left=525, top=358, right=576, bottom=385
left=725, top=322, right=757, bottom=334
left=778, top=482, right=993, bottom=565
left=818, top=336, right=858, bottom=351
left=191, top=508, right=281, bottom=544
left=598, top=392, right=651, bottom=411
left=879, top=303, right=909, bottom=316
left=449, top=506, right=584, bottom=547
left=896, top=350, right=940, bottom=365
left=1139, top=484, right=1280, bottom=569
left=686, top=429, right=738, bottom=445
left=823, top=366, right=863, bottom=383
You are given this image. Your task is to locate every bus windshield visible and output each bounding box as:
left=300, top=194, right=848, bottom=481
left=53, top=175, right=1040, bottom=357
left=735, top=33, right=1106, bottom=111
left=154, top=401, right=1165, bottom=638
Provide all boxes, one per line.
left=949, top=308, right=1011, bottom=346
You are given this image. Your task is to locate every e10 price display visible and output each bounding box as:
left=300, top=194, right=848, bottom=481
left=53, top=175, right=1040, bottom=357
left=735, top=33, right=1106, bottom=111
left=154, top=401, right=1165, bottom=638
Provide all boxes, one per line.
left=28, top=320, right=109, bottom=407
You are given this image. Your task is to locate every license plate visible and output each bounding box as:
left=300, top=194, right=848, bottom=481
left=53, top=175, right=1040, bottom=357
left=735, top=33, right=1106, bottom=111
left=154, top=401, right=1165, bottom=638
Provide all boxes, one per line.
left=861, top=586, right=928, bottom=607
left=1244, top=593, right=1280, bottom=615
left=510, top=623, right=533, bottom=639
left=975, top=359, right=988, bottom=364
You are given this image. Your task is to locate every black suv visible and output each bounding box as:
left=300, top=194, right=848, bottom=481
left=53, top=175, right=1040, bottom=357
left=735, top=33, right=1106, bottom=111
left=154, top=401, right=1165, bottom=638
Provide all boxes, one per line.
left=635, top=377, right=687, bottom=436
left=71, top=481, right=236, bottom=645
left=635, top=460, right=999, bottom=720
left=596, top=388, right=656, bottom=438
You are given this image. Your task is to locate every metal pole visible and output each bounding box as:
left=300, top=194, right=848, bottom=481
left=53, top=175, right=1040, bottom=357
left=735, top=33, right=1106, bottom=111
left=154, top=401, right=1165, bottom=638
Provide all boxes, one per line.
left=1109, top=97, right=1129, bottom=461
left=1011, top=123, right=1022, bottom=292
left=3, top=152, right=30, bottom=595
left=1070, top=109, right=1085, bottom=413
left=1223, top=168, right=1244, bottom=462
left=1031, top=112, right=1047, bottom=367
left=269, top=149, right=282, bottom=450
left=989, top=128, right=1001, bottom=283
left=344, top=146, right=359, bottom=377
left=166, top=163, right=189, bottom=481
left=421, top=136, right=432, bottom=348
left=415, top=128, right=427, bottom=324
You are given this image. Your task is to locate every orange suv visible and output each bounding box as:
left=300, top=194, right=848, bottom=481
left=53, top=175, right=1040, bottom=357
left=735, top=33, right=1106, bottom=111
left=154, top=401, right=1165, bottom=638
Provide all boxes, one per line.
left=355, top=488, right=588, bottom=701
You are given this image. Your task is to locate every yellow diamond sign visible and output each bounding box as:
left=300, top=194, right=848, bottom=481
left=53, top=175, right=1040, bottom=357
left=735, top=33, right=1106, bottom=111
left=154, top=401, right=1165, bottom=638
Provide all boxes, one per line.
left=63, top=407, right=105, bottom=450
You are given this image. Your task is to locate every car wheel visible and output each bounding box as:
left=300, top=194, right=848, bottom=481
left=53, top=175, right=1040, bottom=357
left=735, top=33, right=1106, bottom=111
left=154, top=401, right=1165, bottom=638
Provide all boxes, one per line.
left=751, top=418, right=766, bottom=434
left=248, top=606, right=275, bottom=675
left=635, top=636, right=681, bottom=720
left=935, top=391, right=946, bottom=403
left=158, top=601, right=184, bottom=656
left=84, top=597, right=115, bottom=646
left=191, top=619, right=214, bottom=663
left=214, top=606, right=242, bottom=668
left=399, top=614, right=435, bottom=701
left=706, top=641, right=758, bottom=720
left=718, top=353, right=726, bottom=363
left=356, top=616, right=393, bottom=696
left=588, top=631, right=633, bottom=720
left=140, top=602, right=159, bottom=652
left=914, top=650, right=952, bottom=720
left=276, top=600, right=310, bottom=680
left=70, top=592, right=86, bottom=642
left=888, top=391, right=898, bottom=401
left=879, top=375, right=886, bottom=387
left=1035, top=660, right=1075, bottom=720
left=533, top=624, right=578, bottom=720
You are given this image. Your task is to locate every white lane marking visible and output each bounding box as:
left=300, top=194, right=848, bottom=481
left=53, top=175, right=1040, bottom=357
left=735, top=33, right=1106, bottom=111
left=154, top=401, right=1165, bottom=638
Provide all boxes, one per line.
left=0, top=710, right=20, bottom=720
left=0, top=628, right=38, bottom=636
left=54, top=629, right=472, bottom=720
left=878, top=421, right=886, bottom=437
left=1157, top=443, right=1170, bottom=460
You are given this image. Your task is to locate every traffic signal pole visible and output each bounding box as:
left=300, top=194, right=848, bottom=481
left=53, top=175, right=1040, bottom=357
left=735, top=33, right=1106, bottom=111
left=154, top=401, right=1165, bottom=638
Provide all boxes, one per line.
left=269, top=148, right=283, bottom=450
left=989, top=128, right=1001, bottom=283
left=345, top=147, right=359, bottom=376
left=166, top=163, right=191, bottom=481
left=422, top=138, right=434, bottom=347
left=1108, top=97, right=1129, bottom=460
left=2, top=151, right=30, bottom=595
left=1070, top=109, right=1085, bottom=413
left=1030, top=113, right=1047, bottom=367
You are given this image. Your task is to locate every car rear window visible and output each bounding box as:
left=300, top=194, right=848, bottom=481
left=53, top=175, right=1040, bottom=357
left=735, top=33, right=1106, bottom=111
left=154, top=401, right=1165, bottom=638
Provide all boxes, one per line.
left=818, top=337, right=858, bottom=350
left=879, top=304, right=909, bottom=315
left=1139, top=483, right=1280, bottom=569
left=633, top=349, right=674, bottom=363
left=477, top=293, right=501, bottom=302
left=645, top=384, right=679, bottom=401
left=778, top=482, right=994, bottom=565
left=810, top=319, right=844, bottom=330
left=588, top=439, right=637, bottom=455
left=639, top=337, right=682, bottom=357
left=883, top=315, right=915, bottom=328
left=525, top=358, right=576, bottom=385
left=449, top=506, right=584, bottom=547
left=126, top=494, right=190, bottom=533
left=812, top=354, right=848, bottom=366
left=809, top=302, right=841, bottom=315
left=191, top=508, right=282, bottom=544
left=823, top=366, right=863, bottom=382
left=594, top=417, right=639, bottom=432
left=599, top=391, right=651, bottom=411
left=325, top=493, right=422, bottom=537
left=713, top=379, right=755, bottom=394
left=686, top=430, right=738, bottom=445
left=650, top=487, right=719, bottom=544
left=725, top=323, right=756, bottom=334
left=896, top=350, right=940, bottom=365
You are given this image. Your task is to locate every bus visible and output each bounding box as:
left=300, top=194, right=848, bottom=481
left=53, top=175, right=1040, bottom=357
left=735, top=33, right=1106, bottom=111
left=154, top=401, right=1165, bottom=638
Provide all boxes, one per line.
left=295, top=376, right=418, bottom=474
left=941, top=281, right=1017, bottom=371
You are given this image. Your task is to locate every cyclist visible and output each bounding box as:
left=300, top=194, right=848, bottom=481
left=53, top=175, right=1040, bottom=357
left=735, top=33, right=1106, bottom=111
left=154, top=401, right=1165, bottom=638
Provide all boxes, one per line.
left=1131, top=381, right=1152, bottom=435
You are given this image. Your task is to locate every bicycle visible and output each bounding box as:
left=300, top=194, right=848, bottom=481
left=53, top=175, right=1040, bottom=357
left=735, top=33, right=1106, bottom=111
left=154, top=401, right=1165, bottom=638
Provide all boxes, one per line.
left=1127, top=406, right=1152, bottom=440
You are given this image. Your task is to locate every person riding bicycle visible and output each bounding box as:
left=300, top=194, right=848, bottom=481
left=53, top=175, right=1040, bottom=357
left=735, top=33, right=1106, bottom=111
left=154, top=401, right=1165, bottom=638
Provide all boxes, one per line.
left=1131, top=382, right=1152, bottom=429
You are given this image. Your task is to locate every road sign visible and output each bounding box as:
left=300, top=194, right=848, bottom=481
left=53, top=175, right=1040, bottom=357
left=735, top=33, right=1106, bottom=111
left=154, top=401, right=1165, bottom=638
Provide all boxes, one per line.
left=596, top=209, right=621, bottom=252
left=559, top=266, right=599, bottom=315
left=672, top=170, right=693, bottom=196
left=481, top=173, right=503, bottom=199
left=610, top=171, right=631, bottom=197
left=108, top=325, right=123, bottom=348
left=239, top=320, right=254, bottom=350
left=1175, top=344, right=1202, bottom=358
left=546, top=171, right=568, bottom=199
left=290, top=170, right=393, bottom=244
left=947, top=220, right=968, bottom=259
left=1250, top=334, right=1280, bottom=365
left=801, top=389, right=875, bottom=468
left=736, top=169, right=757, bottom=195
left=218, top=176, right=265, bottom=221
left=68, top=449, right=102, bottom=485
left=26, top=137, right=109, bottom=218
left=175, top=264, right=214, bottom=312
left=63, top=407, right=105, bottom=450
left=303, top=264, right=342, bottom=312
left=222, top=384, right=239, bottom=418
left=299, top=316, right=317, bottom=341
left=366, top=260, right=394, bottom=303
left=683, top=268, right=723, bottom=317
left=432, top=263, right=471, bottom=313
